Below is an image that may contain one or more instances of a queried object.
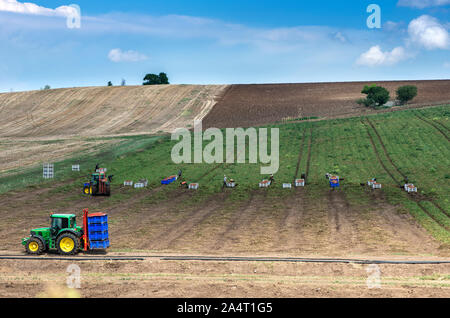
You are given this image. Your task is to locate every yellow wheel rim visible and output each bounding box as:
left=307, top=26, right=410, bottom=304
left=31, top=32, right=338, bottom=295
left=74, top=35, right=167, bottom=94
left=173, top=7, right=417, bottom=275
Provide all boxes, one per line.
left=84, top=188, right=90, bottom=194
left=60, top=237, right=75, bottom=253
left=90, top=187, right=93, bottom=194
left=29, top=242, right=39, bottom=252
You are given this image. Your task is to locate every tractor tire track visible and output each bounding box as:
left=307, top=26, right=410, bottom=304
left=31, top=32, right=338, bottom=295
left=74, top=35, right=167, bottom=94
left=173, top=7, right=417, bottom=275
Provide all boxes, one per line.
left=305, top=126, right=314, bottom=181
left=157, top=193, right=231, bottom=250
left=218, top=191, right=269, bottom=251
left=362, top=119, right=449, bottom=232
left=325, top=189, right=361, bottom=253
left=431, top=201, right=450, bottom=218
left=434, top=120, right=449, bottom=132
left=149, top=163, right=228, bottom=250
left=213, top=192, right=256, bottom=250
left=366, top=118, right=407, bottom=179
left=362, top=120, right=402, bottom=186
left=417, top=202, right=450, bottom=231
left=367, top=117, right=450, bottom=218
left=414, top=113, right=449, bottom=142
left=294, top=128, right=307, bottom=180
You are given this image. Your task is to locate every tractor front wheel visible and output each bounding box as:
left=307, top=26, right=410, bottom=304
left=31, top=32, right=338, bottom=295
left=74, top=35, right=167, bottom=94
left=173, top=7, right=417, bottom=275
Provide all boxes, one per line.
left=26, top=237, right=45, bottom=255
left=56, top=233, right=80, bottom=256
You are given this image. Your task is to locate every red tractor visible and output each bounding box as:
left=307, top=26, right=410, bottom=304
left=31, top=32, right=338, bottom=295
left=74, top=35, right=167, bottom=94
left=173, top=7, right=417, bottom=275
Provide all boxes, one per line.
left=83, top=166, right=113, bottom=196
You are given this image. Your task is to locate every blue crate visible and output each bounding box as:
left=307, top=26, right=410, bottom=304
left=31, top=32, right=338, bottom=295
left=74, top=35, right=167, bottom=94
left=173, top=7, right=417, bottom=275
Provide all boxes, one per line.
left=90, top=240, right=110, bottom=249
left=88, top=215, right=108, bottom=225
left=88, top=223, right=108, bottom=232
left=88, top=231, right=109, bottom=241
left=161, top=176, right=177, bottom=185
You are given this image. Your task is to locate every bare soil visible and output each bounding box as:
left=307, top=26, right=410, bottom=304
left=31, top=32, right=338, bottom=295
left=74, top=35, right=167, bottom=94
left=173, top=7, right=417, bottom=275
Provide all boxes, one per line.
left=0, top=182, right=447, bottom=257
left=0, top=85, right=227, bottom=138
left=202, top=80, right=450, bottom=129
left=0, top=259, right=449, bottom=298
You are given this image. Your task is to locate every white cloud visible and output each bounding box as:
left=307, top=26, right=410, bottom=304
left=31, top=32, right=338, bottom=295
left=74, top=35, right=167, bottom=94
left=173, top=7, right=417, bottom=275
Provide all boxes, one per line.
left=408, top=15, right=449, bottom=49
left=0, top=0, right=76, bottom=17
left=444, top=61, right=450, bottom=67
left=107, top=48, right=148, bottom=63
left=356, top=46, right=409, bottom=66
left=398, top=0, right=450, bottom=8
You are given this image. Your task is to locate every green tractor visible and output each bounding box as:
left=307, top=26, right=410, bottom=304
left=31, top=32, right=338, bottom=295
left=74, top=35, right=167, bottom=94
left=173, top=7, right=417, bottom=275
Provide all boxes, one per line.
left=83, top=165, right=113, bottom=196
left=22, top=209, right=110, bottom=255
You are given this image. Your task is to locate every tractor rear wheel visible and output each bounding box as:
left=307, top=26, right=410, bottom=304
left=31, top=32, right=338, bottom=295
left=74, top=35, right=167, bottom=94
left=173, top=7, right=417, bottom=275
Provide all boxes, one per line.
left=83, top=186, right=90, bottom=195
left=26, top=237, right=45, bottom=255
left=56, top=233, right=80, bottom=256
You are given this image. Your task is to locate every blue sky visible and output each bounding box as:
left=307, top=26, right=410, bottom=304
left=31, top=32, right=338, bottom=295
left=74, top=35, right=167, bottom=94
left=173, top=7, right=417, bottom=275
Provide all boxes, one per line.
left=0, top=0, right=449, bottom=92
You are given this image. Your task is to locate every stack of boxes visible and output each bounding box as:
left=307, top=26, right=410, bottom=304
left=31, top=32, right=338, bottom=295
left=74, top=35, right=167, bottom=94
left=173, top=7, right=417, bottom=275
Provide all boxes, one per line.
left=87, top=213, right=110, bottom=249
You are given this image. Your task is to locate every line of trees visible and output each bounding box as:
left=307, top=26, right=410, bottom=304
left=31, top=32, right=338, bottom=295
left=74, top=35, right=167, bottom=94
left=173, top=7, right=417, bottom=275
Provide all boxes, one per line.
left=357, top=84, right=418, bottom=108
left=143, top=72, right=169, bottom=85
left=106, top=73, right=170, bottom=87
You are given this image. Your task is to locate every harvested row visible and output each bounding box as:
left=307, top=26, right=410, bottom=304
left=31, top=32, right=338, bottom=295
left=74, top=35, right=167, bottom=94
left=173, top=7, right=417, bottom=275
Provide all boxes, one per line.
left=362, top=118, right=450, bottom=233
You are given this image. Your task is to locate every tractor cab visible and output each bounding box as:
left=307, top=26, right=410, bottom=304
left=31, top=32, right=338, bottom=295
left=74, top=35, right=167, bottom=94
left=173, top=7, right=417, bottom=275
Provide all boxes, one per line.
left=50, top=214, right=78, bottom=235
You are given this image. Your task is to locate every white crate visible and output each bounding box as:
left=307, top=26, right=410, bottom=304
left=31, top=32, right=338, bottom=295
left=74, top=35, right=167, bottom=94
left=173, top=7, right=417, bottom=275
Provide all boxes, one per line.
left=43, top=163, right=54, bottom=179
left=404, top=184, right=417, bottom=192
left=72, top=165, right=80, bottom=172
left=372, top=183, right=382, bottom=189
left=124, top=181, right=134, bottom=187
left=259, top=180, right=271, bottom=188
left=406, top=185, right=417, bottom=193
left=295, top=179, right=305, bottom=187
left=138, top=179, right=148, bottom=187
left=189, top=183, right=199, bottom=190
left=283, top=183, right=292, bottom=189
left=226, top=182, right=236, bottom=188
left=134, top=183, right=145, bottom=189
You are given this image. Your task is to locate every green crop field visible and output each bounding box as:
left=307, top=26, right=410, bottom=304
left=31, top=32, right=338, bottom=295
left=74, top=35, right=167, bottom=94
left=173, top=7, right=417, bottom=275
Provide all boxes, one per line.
left=3, top=105, right=449, bottom=245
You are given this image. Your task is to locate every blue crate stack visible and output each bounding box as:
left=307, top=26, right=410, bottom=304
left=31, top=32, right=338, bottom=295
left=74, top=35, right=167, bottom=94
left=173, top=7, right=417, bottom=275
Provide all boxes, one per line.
left=88, top=214, right=110, bottom=249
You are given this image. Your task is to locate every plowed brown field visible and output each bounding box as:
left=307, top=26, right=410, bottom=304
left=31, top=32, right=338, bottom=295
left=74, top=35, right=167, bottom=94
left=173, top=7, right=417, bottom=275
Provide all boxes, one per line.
left=202, top=80, right=450, bottom=129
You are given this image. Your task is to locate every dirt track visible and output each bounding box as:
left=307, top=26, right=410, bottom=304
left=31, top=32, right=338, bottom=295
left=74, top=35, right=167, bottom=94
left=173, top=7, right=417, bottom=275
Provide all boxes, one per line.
left=203, top=80, right=450, bottom=128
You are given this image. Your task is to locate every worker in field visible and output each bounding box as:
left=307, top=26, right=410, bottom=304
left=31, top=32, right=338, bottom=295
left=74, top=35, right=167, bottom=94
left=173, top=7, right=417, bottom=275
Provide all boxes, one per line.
left=269, top=174, right=275, bottom=184
left=223, top=175, right=228, bottom=189
left=178, top=169, right=183, bottom=180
